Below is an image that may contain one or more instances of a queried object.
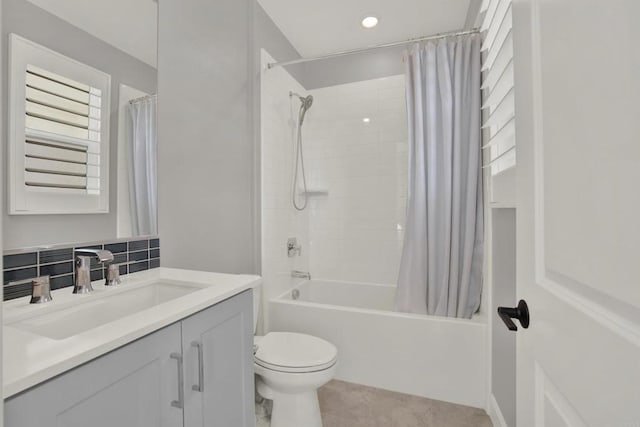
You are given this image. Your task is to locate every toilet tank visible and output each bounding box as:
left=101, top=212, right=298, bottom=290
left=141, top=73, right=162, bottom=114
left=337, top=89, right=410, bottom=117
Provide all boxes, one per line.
left=251, top=282, right=262, bottom=334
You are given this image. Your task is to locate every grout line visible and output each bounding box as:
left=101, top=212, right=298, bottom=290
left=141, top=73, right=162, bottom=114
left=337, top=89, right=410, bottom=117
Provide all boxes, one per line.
left=4, top=278, right=33, bottom=288
left=50, top=272, right=73, bottom=278
left=2, top=264, right=39, bottom=273
left=35, top=260, right=74, bottom=268
left=3, top=235, right=159, bottom=255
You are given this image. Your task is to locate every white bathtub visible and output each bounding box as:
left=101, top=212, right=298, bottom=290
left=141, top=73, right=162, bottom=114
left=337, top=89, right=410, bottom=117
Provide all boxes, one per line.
left=268, top=280, right=487, bottom=408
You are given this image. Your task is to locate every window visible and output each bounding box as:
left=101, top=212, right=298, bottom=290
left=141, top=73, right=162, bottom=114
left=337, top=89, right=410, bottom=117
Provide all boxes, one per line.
left=9, top=34, right=111, bottom=214
left=480, top=0, right=515, bottom=176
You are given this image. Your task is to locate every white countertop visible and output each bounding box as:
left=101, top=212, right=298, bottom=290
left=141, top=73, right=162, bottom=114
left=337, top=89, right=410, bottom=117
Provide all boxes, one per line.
left=3, top=267, right=261, bottom=399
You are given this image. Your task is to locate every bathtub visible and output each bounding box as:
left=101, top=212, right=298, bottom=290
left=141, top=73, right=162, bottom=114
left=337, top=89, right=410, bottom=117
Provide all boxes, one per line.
left=268, top=279, right=487, bottom=408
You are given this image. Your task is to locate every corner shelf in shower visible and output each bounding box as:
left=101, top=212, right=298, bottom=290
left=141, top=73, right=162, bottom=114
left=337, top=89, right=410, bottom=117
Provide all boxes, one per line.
left=297, top=188, right=329, bottom=197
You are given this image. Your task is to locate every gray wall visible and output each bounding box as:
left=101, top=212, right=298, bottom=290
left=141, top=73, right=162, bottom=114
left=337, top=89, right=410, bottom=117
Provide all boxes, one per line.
left=158, top=0, right=255, bottom=273
left=156, top=0, right=304, bottom=274
left=254, top=4, right=304, bottom=82
left=252, top=3, right=303, bottom=272
left=2, top=0, right=157, bottom=249
left=0, top=0, right=5, bottom=402
left=301, top=46, right=405, bottom=90
left=255, top=4, right=405, bottom=90
left=491, top=208, right=516, bottom=426
left=158, top=0, right=406, bottom=274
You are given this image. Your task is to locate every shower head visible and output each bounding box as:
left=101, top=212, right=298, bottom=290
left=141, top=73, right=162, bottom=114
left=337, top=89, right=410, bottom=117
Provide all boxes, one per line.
left=291, top=92, right=313, bottom=108
left=290, top=91, right=314, bottom=124
left=301, top=94, right=313, bottom=110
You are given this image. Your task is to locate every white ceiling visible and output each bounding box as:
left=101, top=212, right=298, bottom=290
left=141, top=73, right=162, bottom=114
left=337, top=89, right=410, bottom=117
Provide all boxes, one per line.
left=26, top=0, right=158, bottom=67
left=258, top=0, right=473, bottom=57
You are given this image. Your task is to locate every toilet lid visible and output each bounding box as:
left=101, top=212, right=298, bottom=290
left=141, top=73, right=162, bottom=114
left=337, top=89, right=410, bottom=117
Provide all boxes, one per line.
left=254, top=332, right=337, bottom=373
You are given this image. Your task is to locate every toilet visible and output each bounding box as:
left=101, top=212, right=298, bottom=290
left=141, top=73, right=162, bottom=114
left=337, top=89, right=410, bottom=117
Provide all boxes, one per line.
left=252, top=284, right=338, bottom=427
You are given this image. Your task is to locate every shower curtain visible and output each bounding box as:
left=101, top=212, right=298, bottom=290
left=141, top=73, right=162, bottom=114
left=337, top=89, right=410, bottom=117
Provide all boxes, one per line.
left=126, top=98, right=158, bottom=236
left=396, top=34, right=483, bottom=319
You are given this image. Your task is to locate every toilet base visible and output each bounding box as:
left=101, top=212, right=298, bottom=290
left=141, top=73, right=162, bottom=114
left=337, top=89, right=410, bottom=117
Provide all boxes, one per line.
left=254, top=359, right=336, bottom=427
left=269, top=390, right=322, bottom=427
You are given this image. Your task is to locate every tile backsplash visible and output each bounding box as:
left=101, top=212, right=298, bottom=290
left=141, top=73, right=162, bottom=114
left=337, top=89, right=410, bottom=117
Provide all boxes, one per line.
left=3, top=237, right=160, bottom=301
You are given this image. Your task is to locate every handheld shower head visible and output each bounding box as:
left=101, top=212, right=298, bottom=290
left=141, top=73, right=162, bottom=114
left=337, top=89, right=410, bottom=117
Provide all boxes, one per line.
left=302, top=94, right=313, bottom=109
left=300, top=95, right=313, bottom=124
left=290, top=92, right=312, bottom=106
left=290, top=90, right=314, bottom=211
left=290, top=91, right=314, bottom=125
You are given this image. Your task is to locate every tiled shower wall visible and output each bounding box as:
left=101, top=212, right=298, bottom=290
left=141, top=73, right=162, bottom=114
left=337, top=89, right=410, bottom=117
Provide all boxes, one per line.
left=260, top=49, right=310, bottom=330
left=3, top=237, right=160, bottom=301
left=304, top=75, right=408, bottom=284
left=261, top=49, right=408, bottom=312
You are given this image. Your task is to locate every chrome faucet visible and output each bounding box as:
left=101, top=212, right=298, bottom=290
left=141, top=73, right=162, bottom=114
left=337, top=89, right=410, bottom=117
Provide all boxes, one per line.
left=291, top=270, right=311, bottom=280
left=73, top=249, right=114, bottom=294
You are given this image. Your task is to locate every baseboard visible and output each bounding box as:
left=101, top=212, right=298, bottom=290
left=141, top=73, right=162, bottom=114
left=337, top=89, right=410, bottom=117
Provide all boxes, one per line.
left=487, top=393, right=508, bottom=427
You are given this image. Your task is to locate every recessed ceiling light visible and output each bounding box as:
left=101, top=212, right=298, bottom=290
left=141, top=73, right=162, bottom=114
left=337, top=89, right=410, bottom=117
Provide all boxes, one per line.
left=361, top=16, right=378, bottom=29
left=363, top=117, right=371, bottom=123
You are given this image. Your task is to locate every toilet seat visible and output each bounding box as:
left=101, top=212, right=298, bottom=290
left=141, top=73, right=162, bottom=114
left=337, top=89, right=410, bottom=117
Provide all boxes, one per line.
left=254, top=332, right=337, bottom=373
left=255, top=357, right=337, bottom=373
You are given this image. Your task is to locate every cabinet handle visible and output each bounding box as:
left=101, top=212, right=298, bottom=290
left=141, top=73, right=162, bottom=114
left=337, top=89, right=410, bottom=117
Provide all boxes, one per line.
left=170, top=352, right=184, bottom=408
left=191, top=341, right=204, bottom=392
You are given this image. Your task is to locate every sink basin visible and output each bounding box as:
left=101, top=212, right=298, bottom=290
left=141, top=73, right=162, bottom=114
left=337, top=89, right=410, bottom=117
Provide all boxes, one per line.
left=8, top=281, right=200, bottom=340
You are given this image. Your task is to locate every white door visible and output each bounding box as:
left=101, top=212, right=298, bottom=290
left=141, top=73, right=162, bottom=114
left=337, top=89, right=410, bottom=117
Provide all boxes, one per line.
left=512, top=0, right=640, bottom=425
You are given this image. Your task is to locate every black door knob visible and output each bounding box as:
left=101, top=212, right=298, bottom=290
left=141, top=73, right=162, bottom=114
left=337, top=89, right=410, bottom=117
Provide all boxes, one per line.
left=497, top=300, right=530, bottom=331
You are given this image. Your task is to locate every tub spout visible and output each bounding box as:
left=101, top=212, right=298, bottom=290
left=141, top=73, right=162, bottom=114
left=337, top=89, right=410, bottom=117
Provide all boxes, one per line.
left=291, top=270, right=311, bottom=280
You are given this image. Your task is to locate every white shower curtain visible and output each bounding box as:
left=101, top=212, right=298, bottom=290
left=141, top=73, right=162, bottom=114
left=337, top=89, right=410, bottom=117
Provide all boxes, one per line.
left=396, top=34, right=484, bottom=319
left=126, top=98, right=158, bottom=236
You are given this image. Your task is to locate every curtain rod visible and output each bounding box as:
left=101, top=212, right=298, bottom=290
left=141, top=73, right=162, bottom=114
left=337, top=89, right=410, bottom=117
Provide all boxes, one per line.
left=267, top=28, right=480, bottom=69
left=129, top=94, right=157, bottom=104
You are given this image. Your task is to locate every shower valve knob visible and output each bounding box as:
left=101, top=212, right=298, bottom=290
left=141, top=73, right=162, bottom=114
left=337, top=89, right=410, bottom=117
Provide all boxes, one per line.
left=287, top=237, right=301, bottom=257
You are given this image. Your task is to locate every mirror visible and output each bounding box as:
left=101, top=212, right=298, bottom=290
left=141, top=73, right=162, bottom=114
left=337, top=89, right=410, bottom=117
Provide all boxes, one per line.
left=3, top=0, right=158, bottom=248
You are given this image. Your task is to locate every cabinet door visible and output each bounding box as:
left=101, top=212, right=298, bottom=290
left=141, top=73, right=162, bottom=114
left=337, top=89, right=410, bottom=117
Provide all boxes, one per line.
left=182, top=290, right=254, bottom=427
left=5, top=323, right=184, bottom=427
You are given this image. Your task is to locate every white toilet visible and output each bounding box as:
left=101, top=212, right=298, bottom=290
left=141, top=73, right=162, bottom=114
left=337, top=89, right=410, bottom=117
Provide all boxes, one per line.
left=252, top=284, right=338, bottom=427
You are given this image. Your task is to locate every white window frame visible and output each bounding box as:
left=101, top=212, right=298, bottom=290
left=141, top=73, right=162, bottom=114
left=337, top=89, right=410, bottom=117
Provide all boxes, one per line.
left=8, top=34, right=111, bottom=215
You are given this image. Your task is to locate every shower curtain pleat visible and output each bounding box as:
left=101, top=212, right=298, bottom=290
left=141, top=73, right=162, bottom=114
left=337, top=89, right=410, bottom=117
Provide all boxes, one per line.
left=396, top=34, right=483, bottom=319
left=127, top=99, right=158, bottom=236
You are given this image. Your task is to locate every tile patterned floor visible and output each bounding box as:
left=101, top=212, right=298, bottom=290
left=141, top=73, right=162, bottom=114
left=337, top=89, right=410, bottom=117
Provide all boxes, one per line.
left=256, top=379, right=493, bottom=427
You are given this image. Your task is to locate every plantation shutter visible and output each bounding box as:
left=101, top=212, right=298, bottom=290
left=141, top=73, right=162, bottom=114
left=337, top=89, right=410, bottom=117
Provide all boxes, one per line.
left=480, top=0, right=516, bottom=176
left=24, top=65, right=102, bottom=193
left=9, top=35, right=110, bottom=214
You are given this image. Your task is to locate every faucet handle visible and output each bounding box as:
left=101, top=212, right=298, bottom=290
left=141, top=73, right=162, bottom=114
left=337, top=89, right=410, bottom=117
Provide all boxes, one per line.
left=30, top=276, right=52, bottom=304
left=287, top=237, right=302, bottom=257
left=105, top=264, right=122, bottom=287
left=73, top=257, right=93, bottom=294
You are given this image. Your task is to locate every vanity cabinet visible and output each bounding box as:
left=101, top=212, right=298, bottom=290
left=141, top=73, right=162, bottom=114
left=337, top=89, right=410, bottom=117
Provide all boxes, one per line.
left=5, top=323, right=183, bottom=427
left=182, top=289, right=254, bottom=427
left=5, top=290, right=254, bottom=427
